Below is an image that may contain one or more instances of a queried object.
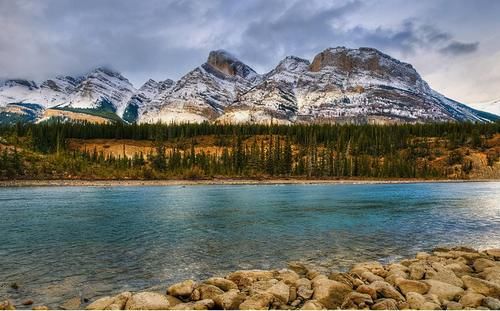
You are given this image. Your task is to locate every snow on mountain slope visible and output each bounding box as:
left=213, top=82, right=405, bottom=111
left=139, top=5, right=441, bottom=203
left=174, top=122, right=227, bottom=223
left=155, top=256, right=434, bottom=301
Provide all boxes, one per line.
left=470, top=99, right=500, bottom=116
left=61, top=67, right=136, bottom=117
left=139, top=50, right=260, bottom=123
left=123, top=78, right=174, bottom=123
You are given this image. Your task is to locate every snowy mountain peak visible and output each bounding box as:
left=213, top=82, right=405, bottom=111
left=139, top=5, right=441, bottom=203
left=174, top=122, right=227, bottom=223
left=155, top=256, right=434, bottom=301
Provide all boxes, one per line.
left=274, top=56, right=310, bottom=74
left=1, top=79, right=38, bottom=89
left=206, top=49, right=258, bottom=80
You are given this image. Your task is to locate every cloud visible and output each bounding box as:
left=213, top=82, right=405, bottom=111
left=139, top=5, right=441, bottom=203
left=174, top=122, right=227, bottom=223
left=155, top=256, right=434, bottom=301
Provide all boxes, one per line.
left=439, top=41, right=479, bottom=55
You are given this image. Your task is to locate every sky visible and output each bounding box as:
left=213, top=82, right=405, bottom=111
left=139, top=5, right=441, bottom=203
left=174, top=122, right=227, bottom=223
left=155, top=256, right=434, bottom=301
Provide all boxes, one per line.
left=1, top=0, right=499, bottom=113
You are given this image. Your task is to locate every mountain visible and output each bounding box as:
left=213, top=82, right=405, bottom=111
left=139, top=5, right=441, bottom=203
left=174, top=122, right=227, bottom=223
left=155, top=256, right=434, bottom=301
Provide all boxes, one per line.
left=0, top=47, right=498, bottom=125
left=471, top=99, right=500, bottom=116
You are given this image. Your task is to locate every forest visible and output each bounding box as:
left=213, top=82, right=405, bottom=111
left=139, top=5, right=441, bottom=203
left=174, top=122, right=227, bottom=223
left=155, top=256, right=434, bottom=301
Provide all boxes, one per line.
left=0, top=121, right=499, bottom=180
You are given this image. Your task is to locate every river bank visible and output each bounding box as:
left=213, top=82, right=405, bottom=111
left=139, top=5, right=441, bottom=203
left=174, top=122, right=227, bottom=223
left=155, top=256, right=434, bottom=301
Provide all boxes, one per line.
left=1, top=178, right=498, bottom=187
left=2, top=246, right=500, bottom=310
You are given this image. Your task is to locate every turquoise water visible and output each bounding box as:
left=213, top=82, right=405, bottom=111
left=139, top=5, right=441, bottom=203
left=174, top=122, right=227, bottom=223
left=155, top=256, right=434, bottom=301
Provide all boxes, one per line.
left=0, top=182, right=499, bottom=307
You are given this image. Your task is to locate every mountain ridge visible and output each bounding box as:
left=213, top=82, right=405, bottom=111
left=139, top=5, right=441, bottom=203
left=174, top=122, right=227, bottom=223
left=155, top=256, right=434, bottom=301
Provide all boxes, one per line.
left=0, top=47, right=498, bottom=125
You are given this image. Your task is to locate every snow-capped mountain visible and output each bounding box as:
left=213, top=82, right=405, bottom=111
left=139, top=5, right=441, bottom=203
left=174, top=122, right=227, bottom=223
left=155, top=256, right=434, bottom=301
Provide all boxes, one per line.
left=470, top=99, right=500, bottom=116
left=0, top=47, right=498, bottom=125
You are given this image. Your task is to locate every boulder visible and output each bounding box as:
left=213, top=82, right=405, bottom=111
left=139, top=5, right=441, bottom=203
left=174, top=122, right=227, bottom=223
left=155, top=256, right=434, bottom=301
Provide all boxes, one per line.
left=462, top=275, right=500, bottom=298
left=352, top=261, right=384, bottom=272
left=356, top=284, right=377, bottom=300
left=191, top=284, right=224, bottom=301
left=287, top=262, right=308, bottom=276
left=473, top=258, right=497, bottom=273
left=31, top=306, right=49, bottom=310
left=167, top=280, right=196, bottom=298
left=311, top=278, right=352, bottom=309
left=248, top=279, right=278, bottom=296
left=125, top=292, right=170, bottom=310
left=171, top=299, right=214, bottom=310
left=306, top=270, right=321, bottom=280
left=395, top=278, right=430, bottom=295
left=289, top=286, right=297, bottom=302
left=482, top=297, right=500, bottom=310
left=329, top=272, right=361, bottom=288
left=340, top=292, right=373, bottom=309
left=22, top=300, right=33, bottom=306
left=445, top=262, right=473, bottom=277
left=485, top=248, right=500, bottom=260
left=480, top=266, right=500, bottom=284
left=297, top=287, right=313, bottom=300
left=213, top=290, right=246, bottom=310
left=294, top=278, right=311, bottom=289
left=458, top=291, right=485, bottom=308
left=276, top=269, right=300, bottom=285
left=266, top=281, right=290, bottom=303
left=227, top=270, right=275, bottom=288
left=86, top=297, right=115, bottom=310
left=239, top=292, right=274, bottom=310
left=369, top=281, right=405, bottom=301
left=165, top=295, right=182, bottom=307
left=416, top=252, right=431, bottom=260
left=426, top=262, right=464, bottom=287
left=423, top=279, right=464, bottom=301
left=105, top=292, right=133, bottom=310
left=408, top=262, right=429, bottom=280
left=204, top=277, right=238, bottom=291
left=371, top=298, right=398, bottom=310
left=360, top=271, right=384, bottom=283
left=405, top=292, right=440, bottom=310
left=300, top=300, right=324, bottom=310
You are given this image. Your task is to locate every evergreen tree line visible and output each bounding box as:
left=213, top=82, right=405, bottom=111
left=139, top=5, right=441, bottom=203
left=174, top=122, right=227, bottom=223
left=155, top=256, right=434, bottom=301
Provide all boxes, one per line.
left=0, top=121, right=498, bottom=179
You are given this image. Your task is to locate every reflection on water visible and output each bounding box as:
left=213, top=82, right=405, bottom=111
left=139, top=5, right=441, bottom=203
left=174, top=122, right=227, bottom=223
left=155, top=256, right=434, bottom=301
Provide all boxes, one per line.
left=0, top=182, right=499, bottom=307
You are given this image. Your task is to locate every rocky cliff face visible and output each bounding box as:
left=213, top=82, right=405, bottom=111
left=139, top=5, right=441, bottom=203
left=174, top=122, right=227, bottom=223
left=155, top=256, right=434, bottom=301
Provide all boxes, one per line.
left=0, top=47, right=497, bottom=124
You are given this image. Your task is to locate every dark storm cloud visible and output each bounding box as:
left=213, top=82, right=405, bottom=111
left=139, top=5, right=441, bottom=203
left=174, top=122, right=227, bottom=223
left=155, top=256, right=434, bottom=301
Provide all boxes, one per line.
left=0, top=0, right=488, bottom=88
left=439, top=41, right=479, bottom=56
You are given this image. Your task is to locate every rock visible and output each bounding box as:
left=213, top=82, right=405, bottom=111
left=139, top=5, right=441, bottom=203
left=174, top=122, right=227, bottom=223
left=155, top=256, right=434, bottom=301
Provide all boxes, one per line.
left=406, top=292, right=440, bottom=310
left=445, top=262, right=474, bottom=277
left=287, top=262, right=308, bottom=276
left=312, top=277, right=352, bottom=309
left=266, top=281, right=290, bottom=303
left=356, top=284, right=377, bottom=300
left=369, top=281, right=405, bottom=301
left=300, top=300, right=324, bottom=310
left=60, top=297, right=81, bottom=310
left=22, top=300, right=33, bottom=306
left=409, top=262, right=429, bottom=280
left=86, top=297, right=115, bottom=310
left=371, top=298, right=398, bottom=310
left=227, top=270, right=275, bottom=288
left=423, top=279, right=464, bottom=301
left=191, top=284, right=224, bottom=301
left=485, top=248, right=500, bottom=260
left=352, top=261, right=384, bottom=272
left=482, top=297, right=500, bottom=310
left=289, top=286, right=297, bottom=302
left=473, top=258, right=497, bottom=273
left=290, top=299, right=301, bottom=308
left=204, top=277, right=238, bottom=291
left=360, top=271, right=384, bottom=283
left=297, top=287, right=313, bottom=300
left=248, top=279, right=279, bottom=296
left=125, top=292, right=170, bottom=310
left=104, top=292, right=133, bottom=310
left=167, top=280, right=196, bottom=297
left=480, top=266, right=500, bottom=283
left=341, top=292, right=373, bottom=309
left=426, top=262, right=464, bottom=287
left=0, top=301, right=15, bottom=310
left=276, top=269, right=300, bottom=285
left=462, top=275, right=500, bottom=298
left=395, top=278, right=430, bottom=295
left=458, top=291, right=485, bottom=308
left=239, top=292, right=274, bottom=310
left=328, top=272, right=360, bottom=288
left=445, top=301, right=464, bottom=310
left=213, top=290, right=246, bottom=310
left=294, top=278, right=311, bottom=289
left=416, top=252, right=431, bottom=260
left=306, top=270, right=321, bottom=280
left=172, top=299, right=214, bottom=310
left=31, top=306, right=49, bottom=311
left=164, top=295, right=182, bottom=307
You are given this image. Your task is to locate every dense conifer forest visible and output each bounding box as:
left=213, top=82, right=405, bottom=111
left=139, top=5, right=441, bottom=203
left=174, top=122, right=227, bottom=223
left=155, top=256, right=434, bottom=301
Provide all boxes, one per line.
left=0, top=121, right=499, bottom=180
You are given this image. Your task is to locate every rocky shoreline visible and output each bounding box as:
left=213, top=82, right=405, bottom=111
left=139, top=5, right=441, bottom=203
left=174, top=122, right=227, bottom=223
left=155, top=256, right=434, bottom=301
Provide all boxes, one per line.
left=2, top=246, right=500, bottom=310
